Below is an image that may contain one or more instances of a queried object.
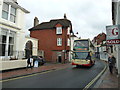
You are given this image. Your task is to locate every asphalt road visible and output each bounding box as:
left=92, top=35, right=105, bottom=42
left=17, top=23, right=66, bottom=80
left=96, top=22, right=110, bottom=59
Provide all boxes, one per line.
left=2, top=59, right=106, bottom=88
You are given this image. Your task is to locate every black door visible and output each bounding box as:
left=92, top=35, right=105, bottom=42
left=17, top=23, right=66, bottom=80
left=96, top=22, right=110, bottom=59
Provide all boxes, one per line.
left=58, top=56, right=62, bottom=63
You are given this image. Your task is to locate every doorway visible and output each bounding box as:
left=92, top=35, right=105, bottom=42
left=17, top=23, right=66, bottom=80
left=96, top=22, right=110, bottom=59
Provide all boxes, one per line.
left=58, top=56, right=62, bottom=63
left=25, top=41, right=33, bottom=59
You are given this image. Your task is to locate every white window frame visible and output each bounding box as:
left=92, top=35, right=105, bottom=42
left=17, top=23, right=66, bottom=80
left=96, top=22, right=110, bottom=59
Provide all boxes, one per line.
left=56, top=27, right=62, bottom=34
left=67, top=38, right=70, bottom=46
left=2, top=2, right=16, bottom=23
left=2, top=3, right=9, bottom=20
left=10, top=6, right=16, bottom=23
left=57, top=38, right=62, bottom=46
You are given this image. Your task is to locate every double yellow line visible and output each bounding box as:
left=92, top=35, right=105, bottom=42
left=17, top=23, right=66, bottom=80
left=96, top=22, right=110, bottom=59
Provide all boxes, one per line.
left=0, top=68, right=65, bottom=83
left=83, top=64, right=107, bottom=90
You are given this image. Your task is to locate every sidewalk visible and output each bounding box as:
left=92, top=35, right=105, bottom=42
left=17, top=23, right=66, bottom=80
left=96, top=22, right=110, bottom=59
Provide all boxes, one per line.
left=1, top=63, right=71, bottom=80
left=95, top=67, right=118, bottom=88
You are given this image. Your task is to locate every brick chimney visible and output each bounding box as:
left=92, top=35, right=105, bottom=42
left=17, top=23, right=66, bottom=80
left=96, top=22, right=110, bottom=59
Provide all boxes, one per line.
left=34, top=17, right=39, bottom=27
left=64, top=13, right=67, bottom=19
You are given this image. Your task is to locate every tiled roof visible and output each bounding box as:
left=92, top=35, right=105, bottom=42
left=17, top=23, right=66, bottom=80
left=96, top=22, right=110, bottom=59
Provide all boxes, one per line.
left=29, top=19, right=72, bottom=31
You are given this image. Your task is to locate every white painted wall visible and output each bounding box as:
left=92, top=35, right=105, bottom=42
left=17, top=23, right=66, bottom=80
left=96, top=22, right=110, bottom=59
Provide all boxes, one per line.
left=0, top=0, right=30, bottom=60
left=70, top=36, right=79, bottom=61
left=1, top=59, right=33, bottom=71
left=0, top=0, right=3, bottom=20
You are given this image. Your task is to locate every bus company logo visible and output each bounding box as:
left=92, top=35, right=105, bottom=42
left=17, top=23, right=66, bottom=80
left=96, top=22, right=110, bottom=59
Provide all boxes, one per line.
left=112, top=28, right=119, bottom=36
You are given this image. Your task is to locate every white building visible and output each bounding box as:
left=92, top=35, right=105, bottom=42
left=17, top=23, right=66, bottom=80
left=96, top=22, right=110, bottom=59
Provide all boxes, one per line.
left=70, top=34, right=79, bottom=61
left=111, top=0, right=120, bottom=74
left=0, top=0, right=38, bottom=70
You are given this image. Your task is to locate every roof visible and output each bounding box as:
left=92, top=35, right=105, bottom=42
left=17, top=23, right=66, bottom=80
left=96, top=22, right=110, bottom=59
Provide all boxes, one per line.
left=29, top=19, right=72, bottom=31
left=4, top=0, right=30, bottom=13
left=70, top=34, right=77, bottom=37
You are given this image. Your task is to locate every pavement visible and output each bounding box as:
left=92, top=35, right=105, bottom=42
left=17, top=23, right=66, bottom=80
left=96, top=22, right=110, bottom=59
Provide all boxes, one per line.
left=0, top=62, right=119, bottom=89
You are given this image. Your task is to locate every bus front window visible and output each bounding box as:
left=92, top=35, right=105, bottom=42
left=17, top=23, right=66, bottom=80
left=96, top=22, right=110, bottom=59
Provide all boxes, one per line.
left=73, top=52, right=90, bottom=60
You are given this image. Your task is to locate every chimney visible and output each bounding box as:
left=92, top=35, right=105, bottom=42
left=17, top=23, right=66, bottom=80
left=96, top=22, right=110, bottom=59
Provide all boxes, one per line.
left=64, top=13, right=67, bottom=19
left=34, top=17, right=39, bottom=27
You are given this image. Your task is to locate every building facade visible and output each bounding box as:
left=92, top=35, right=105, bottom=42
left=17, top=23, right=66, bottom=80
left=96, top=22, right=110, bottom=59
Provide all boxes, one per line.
left=70, top=34, right=79, bottom=61
left=29, top=16, right=73, bottom=63
left=110, top=0, right=120, bottom=74
left=92, top=32, right=107, bottom=60
left=0, top=0, right=38, bottom=61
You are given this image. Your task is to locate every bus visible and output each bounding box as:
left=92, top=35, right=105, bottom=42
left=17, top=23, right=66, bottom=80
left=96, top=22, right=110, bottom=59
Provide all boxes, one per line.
left=71, top=39, right=95, bottom=67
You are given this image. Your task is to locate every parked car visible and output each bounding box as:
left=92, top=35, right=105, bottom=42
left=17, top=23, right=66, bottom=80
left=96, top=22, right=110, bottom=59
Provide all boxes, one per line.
left=32, top=56, right=45, bottom=66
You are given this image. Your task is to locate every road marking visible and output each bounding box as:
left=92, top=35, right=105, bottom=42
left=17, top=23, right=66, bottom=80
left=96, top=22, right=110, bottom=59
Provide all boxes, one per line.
left=83, top=63, right=107, bottom=90
left=0, top=68, right=66, bottom=82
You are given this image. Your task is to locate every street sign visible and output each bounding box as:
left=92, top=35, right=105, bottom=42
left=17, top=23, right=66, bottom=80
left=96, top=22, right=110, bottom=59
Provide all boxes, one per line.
left=106, top=25, right=120, bottom=44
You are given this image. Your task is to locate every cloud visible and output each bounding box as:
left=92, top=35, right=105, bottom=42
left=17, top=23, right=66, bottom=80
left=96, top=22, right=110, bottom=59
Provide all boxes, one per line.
left=18, top=0, right=112, bottom=40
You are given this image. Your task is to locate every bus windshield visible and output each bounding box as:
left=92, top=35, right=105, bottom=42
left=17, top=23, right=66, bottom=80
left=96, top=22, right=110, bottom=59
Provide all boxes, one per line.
left=73, top=52, right=91, bottom=60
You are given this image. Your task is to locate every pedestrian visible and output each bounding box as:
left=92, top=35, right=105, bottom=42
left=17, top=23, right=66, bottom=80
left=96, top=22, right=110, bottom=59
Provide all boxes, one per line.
left=108, top=55, right=116, bottom=74
left=26, top=55, right=33, bottom=70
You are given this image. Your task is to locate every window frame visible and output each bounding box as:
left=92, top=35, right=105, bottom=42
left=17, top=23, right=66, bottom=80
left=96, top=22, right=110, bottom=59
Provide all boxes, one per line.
left=57, top=38, right=62, bottom=46
left=2, top=3, right=9, bottom=20
left=56, top=27, right=62, bottom=34
left=10, top=6, right=16, bottom=23
left=2, top=2, right=17, bottom=23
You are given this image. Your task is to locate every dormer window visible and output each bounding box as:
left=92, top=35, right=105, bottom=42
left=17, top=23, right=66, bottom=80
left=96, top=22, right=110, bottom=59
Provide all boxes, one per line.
left=56, top=27, right=62, bottom=34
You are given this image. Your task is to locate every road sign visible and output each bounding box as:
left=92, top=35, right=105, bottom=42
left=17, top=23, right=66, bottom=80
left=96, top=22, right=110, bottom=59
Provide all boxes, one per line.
left=106, top=25, right=120, bottom=44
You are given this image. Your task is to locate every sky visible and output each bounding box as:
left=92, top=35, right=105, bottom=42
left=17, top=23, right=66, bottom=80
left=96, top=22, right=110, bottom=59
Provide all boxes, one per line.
left=17, top=0, right=112, bottom=40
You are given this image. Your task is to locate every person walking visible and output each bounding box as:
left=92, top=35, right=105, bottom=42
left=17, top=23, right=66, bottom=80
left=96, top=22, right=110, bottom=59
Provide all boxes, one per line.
left=108, top=55, right=116, bottom=74
left=26, top=55, right=33, bottom=70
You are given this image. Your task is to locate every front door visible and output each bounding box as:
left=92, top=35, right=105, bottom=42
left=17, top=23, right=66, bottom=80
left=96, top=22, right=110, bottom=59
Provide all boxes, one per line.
left=58, top=56, right=62, bottom=63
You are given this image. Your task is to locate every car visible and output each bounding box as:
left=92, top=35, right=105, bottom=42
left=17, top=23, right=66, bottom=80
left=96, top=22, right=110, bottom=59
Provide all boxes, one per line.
left=32, top=56, right=46, bottom=66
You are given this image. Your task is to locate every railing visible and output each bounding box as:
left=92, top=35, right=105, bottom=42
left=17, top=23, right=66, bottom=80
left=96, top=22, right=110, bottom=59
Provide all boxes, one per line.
left=0, top=51, right=25, bottom=61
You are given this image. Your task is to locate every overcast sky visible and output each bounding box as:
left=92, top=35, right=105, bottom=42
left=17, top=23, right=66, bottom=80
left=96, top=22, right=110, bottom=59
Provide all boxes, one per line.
left=17, top=0, right=112, bottom=40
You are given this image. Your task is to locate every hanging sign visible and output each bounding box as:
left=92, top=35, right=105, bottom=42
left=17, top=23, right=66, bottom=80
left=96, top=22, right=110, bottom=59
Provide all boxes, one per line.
left=106, top=25, right=120, bottom=44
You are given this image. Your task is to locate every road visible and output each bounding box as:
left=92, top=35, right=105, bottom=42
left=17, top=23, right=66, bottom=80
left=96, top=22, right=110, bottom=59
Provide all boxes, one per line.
left=2, top=60, right=106, bottom=88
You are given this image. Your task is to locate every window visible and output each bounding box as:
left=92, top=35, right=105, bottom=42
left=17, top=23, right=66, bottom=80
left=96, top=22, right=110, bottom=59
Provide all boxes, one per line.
left=10, top=7, right=16, bottom=23
left=67, top=38, right=70, bottom=46
left=2, top=3, right=16, bottom=23
left=8, top=37, right=14, bottom=56
left=0, top=35, right=7, bottom=56
left=56, top=27, right=62, bottom=34
left=57, top=38, right=62, bottom=46
left=67, top=27, right=70, bottom=35
left=2, top=3, right=9, bottom=20
left=0, top=29, right=15, bottom=56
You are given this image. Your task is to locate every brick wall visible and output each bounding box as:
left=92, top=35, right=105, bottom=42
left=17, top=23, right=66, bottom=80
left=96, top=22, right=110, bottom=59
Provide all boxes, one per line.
left=30, top=24, right=70, bottom=62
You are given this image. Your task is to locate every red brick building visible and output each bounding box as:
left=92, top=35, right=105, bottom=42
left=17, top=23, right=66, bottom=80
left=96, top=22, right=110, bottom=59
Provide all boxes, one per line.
left=29, top=16, right=73, bottom=63
left=92, top=32, right=106, bottom=45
